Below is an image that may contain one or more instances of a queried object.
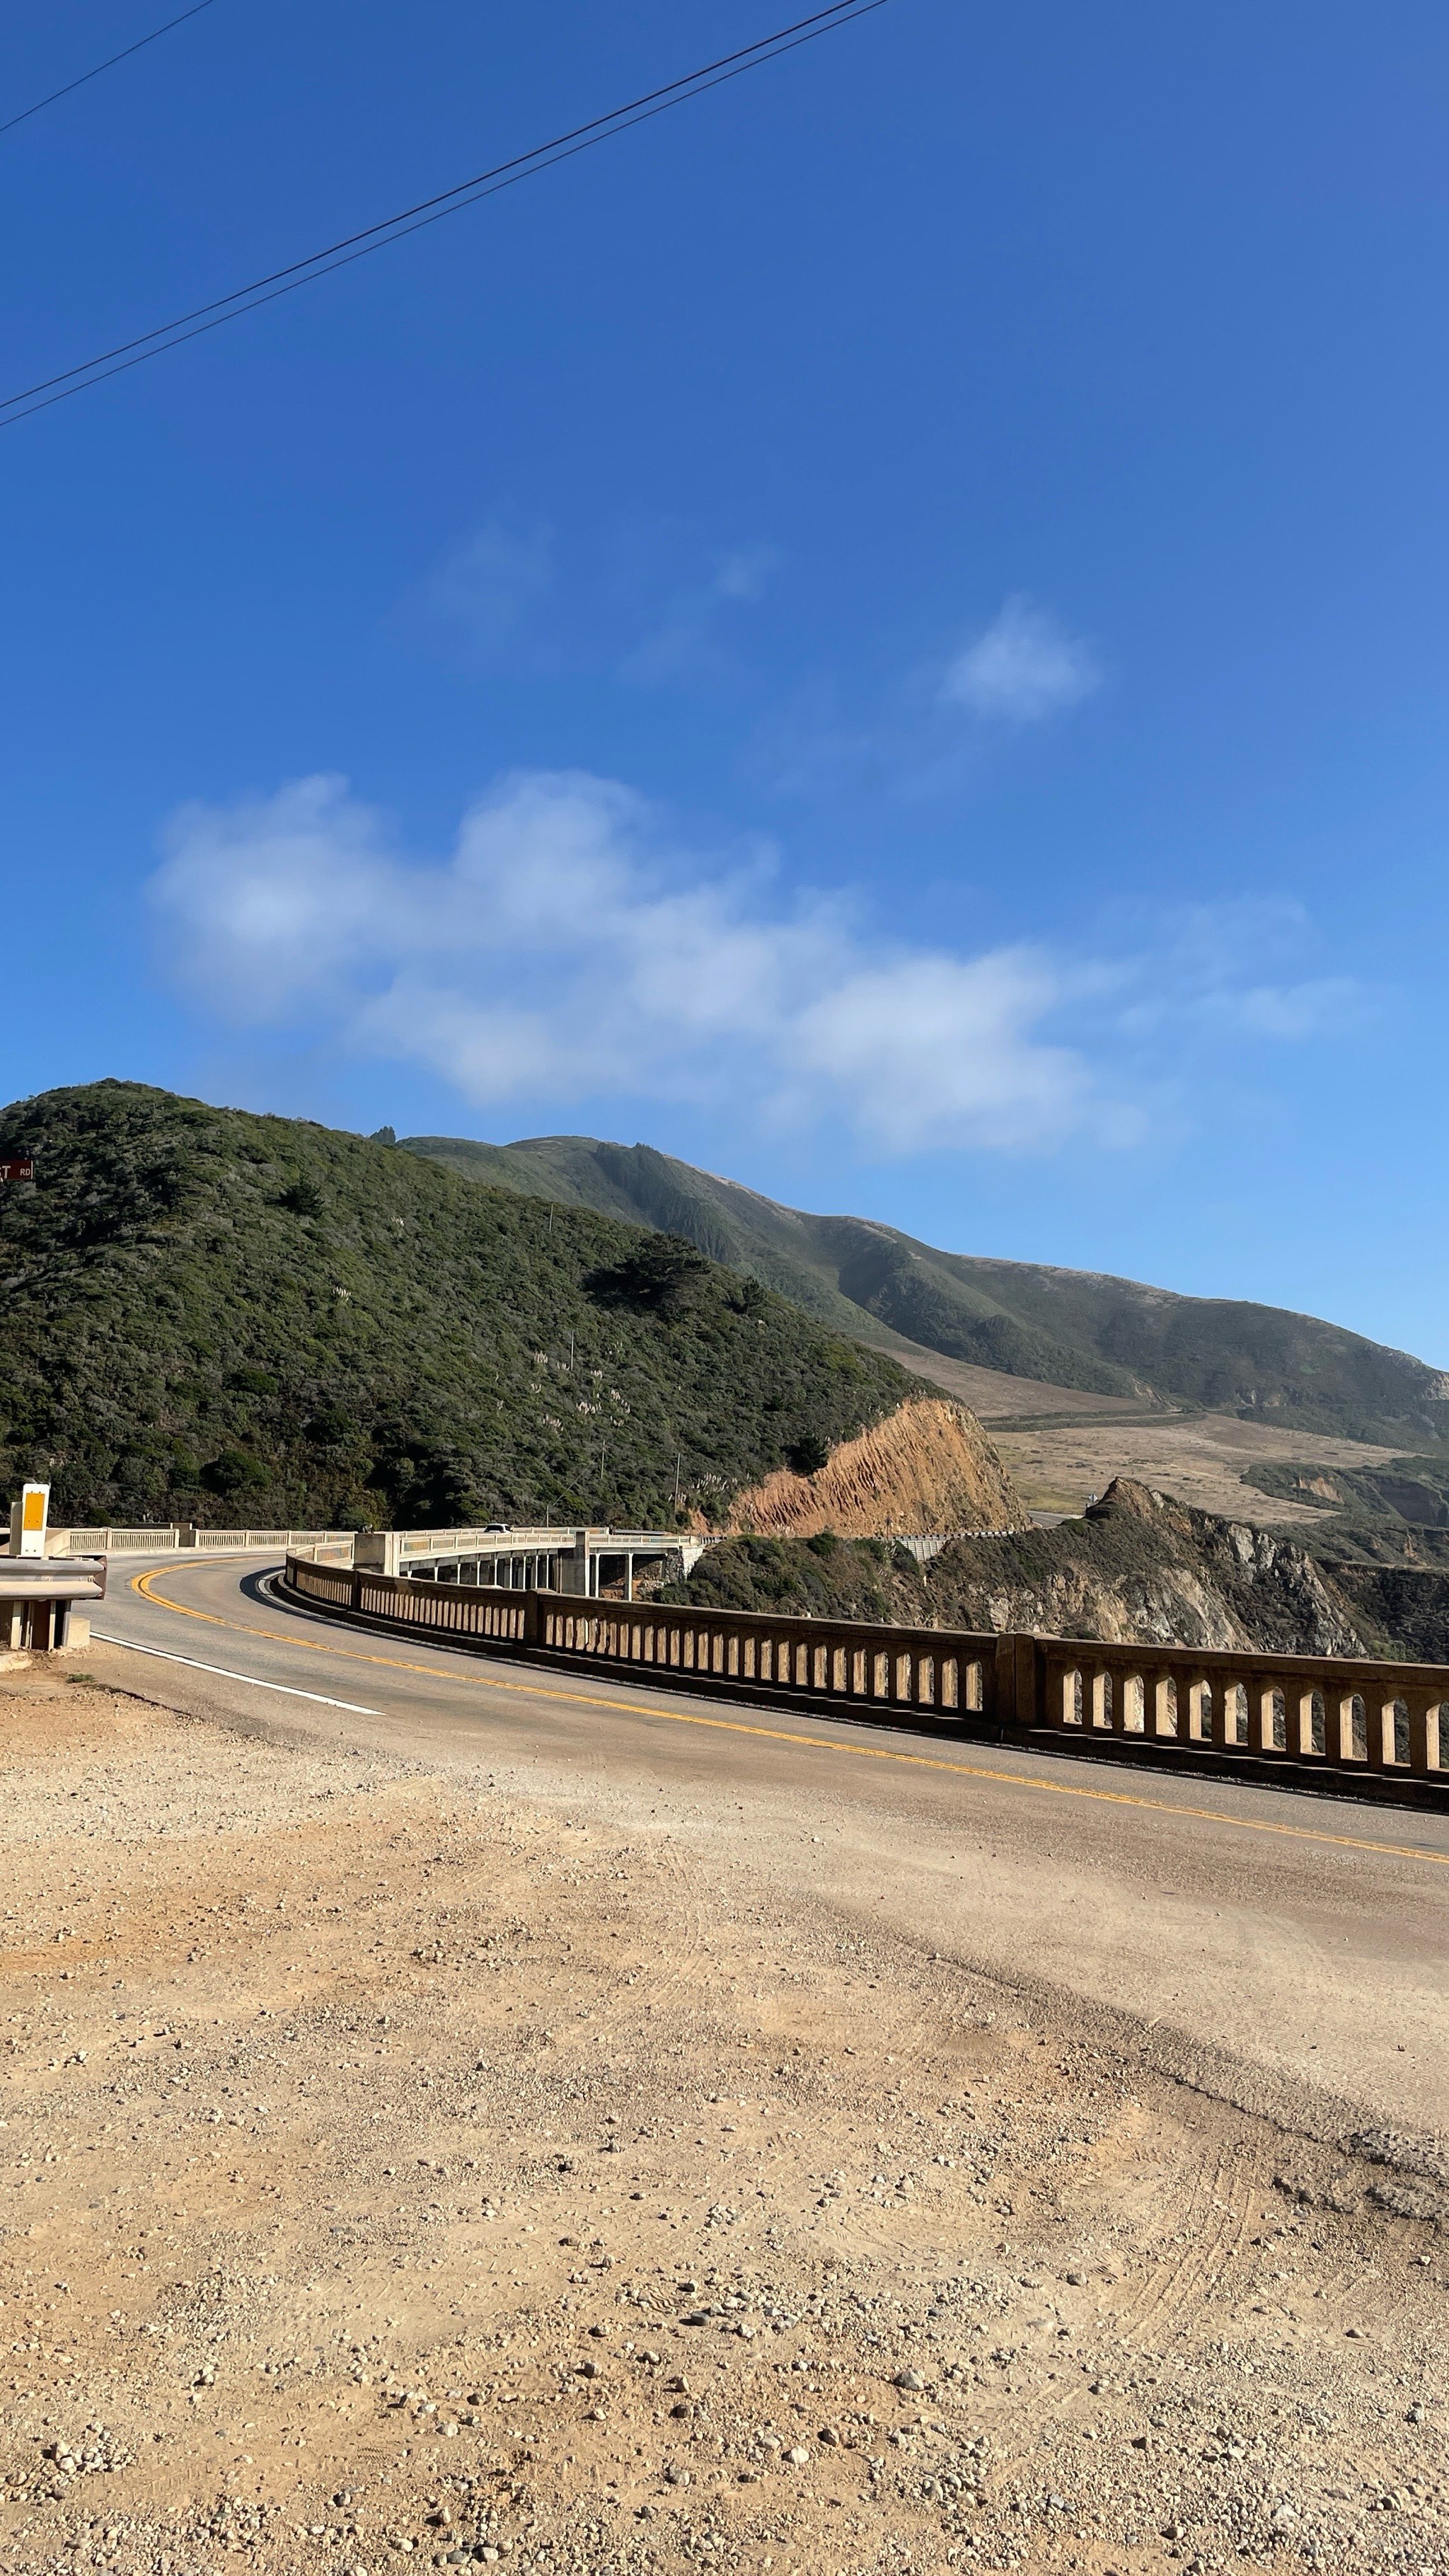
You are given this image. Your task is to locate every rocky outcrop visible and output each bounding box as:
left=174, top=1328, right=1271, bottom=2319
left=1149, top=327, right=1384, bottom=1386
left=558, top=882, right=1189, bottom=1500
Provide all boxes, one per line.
left=723, top=1396, right=1028, bottom=1541
left=674, top=1474, right=1382, bottom=1655
left=1325, top=1563, right=1449, bottom=1664
left=925, top=1477, right=1370, bottom=1654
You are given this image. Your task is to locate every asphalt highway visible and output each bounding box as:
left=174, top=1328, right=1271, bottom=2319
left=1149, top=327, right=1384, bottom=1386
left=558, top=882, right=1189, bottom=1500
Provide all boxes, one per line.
left=88, top=1550, right=1449, bottom=2154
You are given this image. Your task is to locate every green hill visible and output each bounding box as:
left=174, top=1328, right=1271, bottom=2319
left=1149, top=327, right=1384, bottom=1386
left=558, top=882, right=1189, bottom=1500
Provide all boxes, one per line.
left=0, top=1084, right=918, bottom=1529
left=400, top=1132, right=1449, bottom=1449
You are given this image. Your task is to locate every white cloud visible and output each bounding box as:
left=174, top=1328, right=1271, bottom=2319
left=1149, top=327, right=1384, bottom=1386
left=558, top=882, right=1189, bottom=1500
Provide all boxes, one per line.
left=795, top=952, right=1108, bottom=1152
left=1116, top=901, right=1368, bottom=1046
left=151, top=771, right=1361, bottom=1158
left=619, top=539, right=780, bottom=686
left=154, top=774, right=400, bottom=1016
left=940, top=594, right=1102, bottom=726
left=151, top=769, right=1114, bottom=1152
left=711, top=543, right=779, bottom=604
left=1229, top=979, right=1360, bottom=1040
left=426, top=518, right=554, bottom=648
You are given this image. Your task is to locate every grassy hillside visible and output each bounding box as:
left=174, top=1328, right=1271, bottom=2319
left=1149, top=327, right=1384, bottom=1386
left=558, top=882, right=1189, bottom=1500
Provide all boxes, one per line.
left=0, top=1085, right=918, bottom=1529
left=401, top=1131, right=1449, bottom=1447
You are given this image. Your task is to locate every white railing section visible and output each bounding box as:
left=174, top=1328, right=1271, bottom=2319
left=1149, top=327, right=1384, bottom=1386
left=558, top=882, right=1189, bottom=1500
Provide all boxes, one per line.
left=51, top=1526, right=353, bottom=1555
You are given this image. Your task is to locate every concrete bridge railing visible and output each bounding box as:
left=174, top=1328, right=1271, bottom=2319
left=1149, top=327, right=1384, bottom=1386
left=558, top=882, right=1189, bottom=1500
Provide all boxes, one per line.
left=52, top=1525, right=354, bottom=1555
left=282, top=1556, right=1449, bottom=1802
left=35, top=1519, right=710, bottom=1587
left=362, top=1524, right=716, bottom=1596
left=1037, top=1638, right=1448, bottom=1771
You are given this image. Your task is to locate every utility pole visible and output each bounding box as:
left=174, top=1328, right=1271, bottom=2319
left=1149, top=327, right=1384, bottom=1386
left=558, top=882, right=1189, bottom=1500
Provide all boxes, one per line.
left=567, top=1330, right=575, bottom=1370
left=673, top=1453, right=681, bottom=1509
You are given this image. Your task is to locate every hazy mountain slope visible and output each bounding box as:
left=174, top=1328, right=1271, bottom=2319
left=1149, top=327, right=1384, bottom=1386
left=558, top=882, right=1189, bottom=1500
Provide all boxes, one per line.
left=400, top=1132, right=1449, bottom=1447
left=1243, top=1455, right=1449, bottom=1529
left=0, top=1085, right=923, bottom=1529
left=929, top=1253, right=1448, bottom=1439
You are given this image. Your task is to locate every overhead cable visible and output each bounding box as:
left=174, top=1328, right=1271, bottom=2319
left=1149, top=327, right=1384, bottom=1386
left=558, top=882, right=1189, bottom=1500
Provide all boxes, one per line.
left=0, top=0, right=891, bottom=427
left=0, top=0, right=221, bottom=142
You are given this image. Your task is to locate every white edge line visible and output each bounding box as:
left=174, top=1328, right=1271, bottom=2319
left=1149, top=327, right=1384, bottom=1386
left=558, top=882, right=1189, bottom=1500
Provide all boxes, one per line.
left=91, top=1631, right=381, bottom=1716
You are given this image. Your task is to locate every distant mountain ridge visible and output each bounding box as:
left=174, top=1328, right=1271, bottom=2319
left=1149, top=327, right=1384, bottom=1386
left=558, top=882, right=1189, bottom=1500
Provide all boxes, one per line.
left=400, top=1131, right=1449, bottom=1451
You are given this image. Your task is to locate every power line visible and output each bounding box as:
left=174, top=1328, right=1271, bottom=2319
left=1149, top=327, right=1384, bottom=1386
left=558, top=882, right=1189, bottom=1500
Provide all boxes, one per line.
left=0, top=0, right=891, bottom=429
left=0, top=0, right=221, bottom=142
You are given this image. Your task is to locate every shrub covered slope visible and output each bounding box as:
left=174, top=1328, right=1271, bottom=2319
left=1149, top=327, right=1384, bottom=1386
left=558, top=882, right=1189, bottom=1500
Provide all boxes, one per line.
left=403, top=1131, right=1449, bottom=1444
left=0, top=1084, right=917, bottom=1529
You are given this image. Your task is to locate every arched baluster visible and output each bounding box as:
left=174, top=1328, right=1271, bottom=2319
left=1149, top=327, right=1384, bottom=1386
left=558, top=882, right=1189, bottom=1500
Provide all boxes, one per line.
left=1373, top=1694, right=1406, bottom=1769
left=1325, top=1688, right=1355, bottom=1762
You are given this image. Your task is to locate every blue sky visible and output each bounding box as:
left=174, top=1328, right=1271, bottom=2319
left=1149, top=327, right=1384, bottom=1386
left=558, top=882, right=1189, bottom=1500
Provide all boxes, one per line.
left=4, top=0, right=1448, bottom=1360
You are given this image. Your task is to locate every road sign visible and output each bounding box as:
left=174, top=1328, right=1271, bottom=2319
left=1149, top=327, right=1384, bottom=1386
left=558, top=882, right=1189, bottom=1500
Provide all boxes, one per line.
left=0, top=1159, right=33, bottom=1183
left=12, top=1482, right=48, bottom=1560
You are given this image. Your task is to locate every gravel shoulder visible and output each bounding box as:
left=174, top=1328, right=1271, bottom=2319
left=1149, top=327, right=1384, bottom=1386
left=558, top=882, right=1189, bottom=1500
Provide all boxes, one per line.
left=1, top=1664, right=1446, bottom=2576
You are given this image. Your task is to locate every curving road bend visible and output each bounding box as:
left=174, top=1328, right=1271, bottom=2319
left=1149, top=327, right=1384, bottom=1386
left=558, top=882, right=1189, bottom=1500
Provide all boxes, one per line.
left=88, top=1550, right=1449, bottom=2157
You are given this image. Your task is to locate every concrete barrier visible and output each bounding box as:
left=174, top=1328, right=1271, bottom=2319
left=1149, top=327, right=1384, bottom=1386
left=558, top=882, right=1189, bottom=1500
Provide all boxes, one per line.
left=282, top=1554, right=1449, bottom=1806
left=1035, top=1638, right=1448, bottom=1780
left=52, top=1526, right=353, bottom=1555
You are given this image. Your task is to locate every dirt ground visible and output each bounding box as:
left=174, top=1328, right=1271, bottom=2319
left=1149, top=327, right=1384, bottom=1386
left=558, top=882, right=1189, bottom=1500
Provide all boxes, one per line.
left=982, top=1418, right=1402, bottom=1526
left=1, top=1666, right=1446, bottom=2576
left=856, top=1335, right=1403, bottom=1526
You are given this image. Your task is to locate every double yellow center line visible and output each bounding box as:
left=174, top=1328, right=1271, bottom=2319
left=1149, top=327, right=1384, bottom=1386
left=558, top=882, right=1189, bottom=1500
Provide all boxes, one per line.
left=129, top=1566, right=1449, bottom=1870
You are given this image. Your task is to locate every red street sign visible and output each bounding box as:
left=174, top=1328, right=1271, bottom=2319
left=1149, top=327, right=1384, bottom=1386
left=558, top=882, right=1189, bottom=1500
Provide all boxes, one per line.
left=0, top=1160, right=34, bottom=1182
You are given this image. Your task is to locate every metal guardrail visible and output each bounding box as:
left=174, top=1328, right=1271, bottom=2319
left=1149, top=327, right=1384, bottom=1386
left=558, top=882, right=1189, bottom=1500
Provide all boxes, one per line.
left=0, top=1554, right=106, bottom=1652
left=282, top=1555, right=1449, bottom=1798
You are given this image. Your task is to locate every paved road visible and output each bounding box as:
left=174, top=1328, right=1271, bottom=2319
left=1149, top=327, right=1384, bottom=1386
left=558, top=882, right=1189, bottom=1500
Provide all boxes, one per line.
left=88, top=1551, right=1449, bottom=2152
